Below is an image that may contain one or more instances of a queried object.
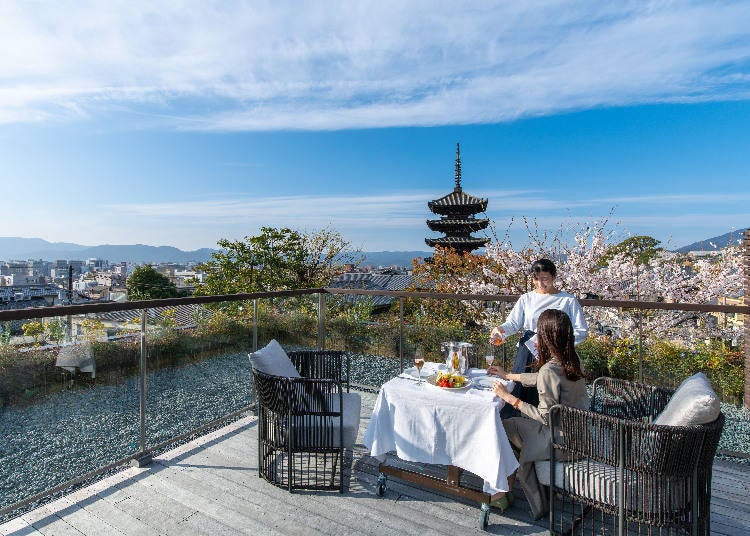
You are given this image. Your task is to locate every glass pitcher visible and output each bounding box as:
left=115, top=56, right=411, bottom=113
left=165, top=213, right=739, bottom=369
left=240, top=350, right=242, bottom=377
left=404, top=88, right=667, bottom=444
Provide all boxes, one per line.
left=457, top=342, right=473, bottom=374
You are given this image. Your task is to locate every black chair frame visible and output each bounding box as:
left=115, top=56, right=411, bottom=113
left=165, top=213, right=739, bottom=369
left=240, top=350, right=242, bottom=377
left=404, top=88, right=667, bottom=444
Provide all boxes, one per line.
left=548, top=377, right=724, bottom=536
left=253, top=350, right=351, bottom=493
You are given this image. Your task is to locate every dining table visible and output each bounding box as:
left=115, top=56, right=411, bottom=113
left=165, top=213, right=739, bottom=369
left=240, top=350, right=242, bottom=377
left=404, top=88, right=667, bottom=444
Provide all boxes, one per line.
left=362, top=361, right=519, bottom=530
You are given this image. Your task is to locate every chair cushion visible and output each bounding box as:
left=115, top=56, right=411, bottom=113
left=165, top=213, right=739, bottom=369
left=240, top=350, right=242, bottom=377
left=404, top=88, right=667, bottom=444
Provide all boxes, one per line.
left=536, top=459, right=688, bottom=512
left=248, top=339, right=300, bottom=378
left=291, top=392, right=362, bottom=449
left=653, top=372, right=720, bottom=426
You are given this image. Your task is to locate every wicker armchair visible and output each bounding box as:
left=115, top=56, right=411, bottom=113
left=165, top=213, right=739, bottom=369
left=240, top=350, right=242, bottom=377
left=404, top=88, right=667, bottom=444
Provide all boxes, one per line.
left=253, top=350, right=360, bottom=493
left=543, top=377, right=724, bottom=535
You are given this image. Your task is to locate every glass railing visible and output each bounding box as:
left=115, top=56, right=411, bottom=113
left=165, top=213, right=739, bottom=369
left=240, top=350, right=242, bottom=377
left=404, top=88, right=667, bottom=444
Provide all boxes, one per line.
left=0, top=312, right=140, bottom=516
left=0, top=288, right=747, bottom=520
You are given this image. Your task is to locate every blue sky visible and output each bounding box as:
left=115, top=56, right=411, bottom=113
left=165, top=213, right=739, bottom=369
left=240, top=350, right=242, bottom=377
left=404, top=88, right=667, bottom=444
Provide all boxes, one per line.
left=1, top=2, right=749, bottom=252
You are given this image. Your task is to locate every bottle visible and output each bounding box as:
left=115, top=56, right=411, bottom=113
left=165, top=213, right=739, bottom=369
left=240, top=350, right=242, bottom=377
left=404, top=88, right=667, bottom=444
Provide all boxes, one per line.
left=452, top=350, right=459, bottom=372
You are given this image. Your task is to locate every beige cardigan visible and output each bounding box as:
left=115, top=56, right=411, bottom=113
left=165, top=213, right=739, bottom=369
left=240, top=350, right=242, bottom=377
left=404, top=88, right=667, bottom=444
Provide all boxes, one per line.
left=515, top=359, right=589, bottom=426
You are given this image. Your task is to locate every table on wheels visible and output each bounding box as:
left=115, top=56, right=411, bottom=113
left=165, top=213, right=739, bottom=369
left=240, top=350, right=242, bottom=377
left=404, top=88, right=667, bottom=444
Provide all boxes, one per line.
left=363, top=365, right=518, bottom=530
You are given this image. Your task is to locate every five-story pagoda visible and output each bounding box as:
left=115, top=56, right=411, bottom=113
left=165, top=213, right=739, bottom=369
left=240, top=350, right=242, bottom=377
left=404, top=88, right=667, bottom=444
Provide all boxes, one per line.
left=425, top=144, right=489, bottom=254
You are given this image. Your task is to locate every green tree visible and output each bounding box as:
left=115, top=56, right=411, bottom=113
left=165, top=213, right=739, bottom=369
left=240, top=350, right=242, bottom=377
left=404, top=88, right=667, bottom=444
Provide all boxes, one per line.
left=599, top=235, right=663, bottom=267
left=195, top=226, right=359, bottom=295
left=46, top=320, right=66, bottom=343
left=127, top=265, right=179, bottom=300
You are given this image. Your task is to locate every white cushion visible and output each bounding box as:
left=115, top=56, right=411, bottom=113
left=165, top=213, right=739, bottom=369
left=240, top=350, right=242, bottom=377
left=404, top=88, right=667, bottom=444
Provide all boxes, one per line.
left=536, top=459, right=688, bottom=512
left=248, top=339, right=300, bottom=378
left=653, top=372, right=720, bottom=426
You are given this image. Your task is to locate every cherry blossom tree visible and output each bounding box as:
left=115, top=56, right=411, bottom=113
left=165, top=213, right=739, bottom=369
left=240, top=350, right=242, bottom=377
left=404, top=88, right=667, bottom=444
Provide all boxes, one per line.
left=458, top=218, right=744, bottom=344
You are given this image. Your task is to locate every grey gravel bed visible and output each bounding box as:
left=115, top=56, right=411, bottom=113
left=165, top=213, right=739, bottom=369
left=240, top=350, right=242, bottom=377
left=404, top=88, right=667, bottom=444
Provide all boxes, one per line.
left=0, top=352, right=253, bottom=518
left=1, top=349, right=748, bottom=521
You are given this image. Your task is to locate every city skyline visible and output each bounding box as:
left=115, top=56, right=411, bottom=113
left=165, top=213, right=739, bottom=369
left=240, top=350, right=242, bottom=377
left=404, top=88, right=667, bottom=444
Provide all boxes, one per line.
left=2, top=3, right=750, bottom=252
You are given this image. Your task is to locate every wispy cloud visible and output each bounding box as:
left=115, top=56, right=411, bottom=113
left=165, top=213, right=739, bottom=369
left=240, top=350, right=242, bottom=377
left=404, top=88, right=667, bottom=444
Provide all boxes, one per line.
left=2, top=2, right=750, bottom=130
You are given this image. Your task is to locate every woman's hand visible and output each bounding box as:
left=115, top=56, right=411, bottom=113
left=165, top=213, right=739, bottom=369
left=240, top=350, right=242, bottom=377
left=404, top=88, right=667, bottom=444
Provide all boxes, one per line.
left=486, top=365, right=508, bottom=379
left=492, top=380, right=509, bottom=399
left=489, top=326, right=506, bottom=345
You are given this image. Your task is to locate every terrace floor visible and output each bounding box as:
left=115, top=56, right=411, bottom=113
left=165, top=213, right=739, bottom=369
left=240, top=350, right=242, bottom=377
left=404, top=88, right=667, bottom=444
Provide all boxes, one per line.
left=2, top=390, right=749, bottom=536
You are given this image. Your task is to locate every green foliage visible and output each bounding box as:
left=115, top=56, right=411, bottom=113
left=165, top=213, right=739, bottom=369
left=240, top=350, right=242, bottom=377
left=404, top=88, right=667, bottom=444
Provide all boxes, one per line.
left=79, top=318, right=105, bottom=342
left=578, top=335, right=745, bottom=404
left=327, top=298, right=375, bottom=353
left=127, top=265, right=179, bottom=300
left=45, top=320, right=66, bottom=343
left=0, top=322, right=13, bottom=346
left=22, top=321, right=44, bottom=344
left=195, top=226, right=359, bottom=297
left=598, top=235, right=663, bottom=267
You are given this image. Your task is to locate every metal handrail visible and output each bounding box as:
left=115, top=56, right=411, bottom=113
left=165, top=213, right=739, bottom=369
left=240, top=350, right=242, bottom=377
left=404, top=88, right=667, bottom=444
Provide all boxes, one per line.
left=2, top=287, right=748, bottom=322
left=0, top=287, right=747, bottom=518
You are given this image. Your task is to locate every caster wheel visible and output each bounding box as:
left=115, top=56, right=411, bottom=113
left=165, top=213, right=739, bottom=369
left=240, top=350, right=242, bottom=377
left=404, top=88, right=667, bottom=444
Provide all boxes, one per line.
left=375, top=474, right=387, bottom=496
left=479, top=504, right=490, bottom=530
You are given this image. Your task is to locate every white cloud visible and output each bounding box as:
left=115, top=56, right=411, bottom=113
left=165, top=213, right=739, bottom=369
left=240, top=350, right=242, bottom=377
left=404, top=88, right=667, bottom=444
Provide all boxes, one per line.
left=592, top=193, right=750, bottom=205
left=2, top=1, right=750, bottom=129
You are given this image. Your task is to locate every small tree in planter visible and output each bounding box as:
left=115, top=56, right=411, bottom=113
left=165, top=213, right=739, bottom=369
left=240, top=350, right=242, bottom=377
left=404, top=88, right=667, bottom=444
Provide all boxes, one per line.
left=22, top=321, right=45, bottom=346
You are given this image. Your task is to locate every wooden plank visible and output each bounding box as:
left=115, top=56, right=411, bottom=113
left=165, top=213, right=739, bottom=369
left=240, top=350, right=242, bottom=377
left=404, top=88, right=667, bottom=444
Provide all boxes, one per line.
left=140, top=461, right=325, bottom=536
left=0, top=516, right=44, bottom=536
left=20, top=505, right=85, bottom=536
left=3, top=406, right=750, bottom=536
left=153, top=451, right=377, bottom=536
left=41, top=496, right=124, bottom=536
left=72, top=495, right=167, bottom=536
left=165, top=440, right=510, bottom=536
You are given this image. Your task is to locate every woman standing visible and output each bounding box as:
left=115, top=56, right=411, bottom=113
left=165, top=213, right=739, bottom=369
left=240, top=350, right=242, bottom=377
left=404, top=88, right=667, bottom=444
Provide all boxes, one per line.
left=489, top=258, right=587, bottom=415
left=490, top=309, right=589, bottom=519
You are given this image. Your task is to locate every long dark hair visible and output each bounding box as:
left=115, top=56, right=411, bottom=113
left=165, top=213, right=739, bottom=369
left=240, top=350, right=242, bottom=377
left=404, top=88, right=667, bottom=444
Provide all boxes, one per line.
left=535, top=309, right=584, bottom=381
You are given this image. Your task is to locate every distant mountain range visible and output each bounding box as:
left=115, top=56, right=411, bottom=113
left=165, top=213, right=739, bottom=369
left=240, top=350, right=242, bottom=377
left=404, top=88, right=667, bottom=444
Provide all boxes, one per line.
left=0, top=237, right=431, bottom=267
left=1, top=231, right=743, bottom=266
left=674, top=230, right=746, bottom=253
left=0, top=237, right=216, bottom=264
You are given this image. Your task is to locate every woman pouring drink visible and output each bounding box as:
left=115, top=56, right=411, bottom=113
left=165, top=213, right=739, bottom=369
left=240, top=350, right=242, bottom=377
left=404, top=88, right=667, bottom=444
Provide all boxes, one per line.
left=489, top=258, right=587, bottom=416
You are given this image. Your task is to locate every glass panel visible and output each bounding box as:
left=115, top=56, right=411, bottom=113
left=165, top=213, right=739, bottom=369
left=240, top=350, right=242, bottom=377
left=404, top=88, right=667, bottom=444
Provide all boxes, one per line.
left=144, top=302, right=253, bottom=448
left=0, top=313, right=139, bottom=515
left=256, top=294, right=318, bottom=351
left=403, top=297, right=515, bottom=372
left=325, top=292, right=400, bottom=388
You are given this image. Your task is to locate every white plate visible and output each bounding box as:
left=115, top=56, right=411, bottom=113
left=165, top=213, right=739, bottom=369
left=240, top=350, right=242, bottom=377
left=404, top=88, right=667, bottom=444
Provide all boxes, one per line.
left=474, top=375, right=498, bottom=389
left=426, top=374, right=473, bottom=391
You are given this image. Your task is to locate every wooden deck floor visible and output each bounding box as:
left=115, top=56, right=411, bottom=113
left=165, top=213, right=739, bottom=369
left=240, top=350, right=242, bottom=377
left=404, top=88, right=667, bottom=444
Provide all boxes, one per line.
left=2, top=390, right=748, bottom=536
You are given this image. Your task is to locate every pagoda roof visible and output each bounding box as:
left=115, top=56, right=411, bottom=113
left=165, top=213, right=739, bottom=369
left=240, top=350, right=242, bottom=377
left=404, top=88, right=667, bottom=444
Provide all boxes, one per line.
left=425, top=236, right=489, bottom=247
left=428, top=190, right=488, bottom=213
left=426, top=218, right=489, bottom=232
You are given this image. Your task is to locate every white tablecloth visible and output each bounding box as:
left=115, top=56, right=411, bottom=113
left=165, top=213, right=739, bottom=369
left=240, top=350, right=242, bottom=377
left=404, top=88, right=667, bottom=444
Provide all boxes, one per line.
left=363, top=363, right=519, bottom=493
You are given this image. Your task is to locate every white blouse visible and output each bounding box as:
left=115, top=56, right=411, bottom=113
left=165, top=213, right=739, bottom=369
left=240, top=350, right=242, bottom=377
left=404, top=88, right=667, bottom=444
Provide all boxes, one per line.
left=500, top=290, right=588, bottom=346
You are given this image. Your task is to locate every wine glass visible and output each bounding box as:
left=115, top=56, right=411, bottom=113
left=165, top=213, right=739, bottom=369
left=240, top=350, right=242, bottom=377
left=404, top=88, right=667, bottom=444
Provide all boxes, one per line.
left=414, top=349, right=425, bottom=385
left=485, top=354, right=494, bottom=373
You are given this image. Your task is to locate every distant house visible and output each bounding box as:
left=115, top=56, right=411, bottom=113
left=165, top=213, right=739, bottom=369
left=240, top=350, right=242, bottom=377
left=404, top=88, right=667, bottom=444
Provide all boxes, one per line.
left=328, top=272, right=414, bottom=312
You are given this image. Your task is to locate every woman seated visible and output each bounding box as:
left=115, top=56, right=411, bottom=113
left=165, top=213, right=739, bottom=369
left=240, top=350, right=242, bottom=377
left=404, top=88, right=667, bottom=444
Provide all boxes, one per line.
left=488, top=308, right=589, bottom=519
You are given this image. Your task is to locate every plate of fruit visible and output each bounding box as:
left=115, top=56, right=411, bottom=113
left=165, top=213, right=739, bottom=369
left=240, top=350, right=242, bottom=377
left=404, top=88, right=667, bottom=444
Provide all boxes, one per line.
left=427, top=371, right=473, bottom=391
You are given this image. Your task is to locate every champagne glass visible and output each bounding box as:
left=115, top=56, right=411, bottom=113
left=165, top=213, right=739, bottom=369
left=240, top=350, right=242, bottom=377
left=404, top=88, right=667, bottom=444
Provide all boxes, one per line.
left=414, top=349, right=425, bottom=385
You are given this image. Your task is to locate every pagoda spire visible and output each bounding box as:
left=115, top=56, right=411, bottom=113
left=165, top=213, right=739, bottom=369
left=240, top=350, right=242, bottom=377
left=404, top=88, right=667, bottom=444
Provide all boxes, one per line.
left=454, top=143, right=462, bottom=192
